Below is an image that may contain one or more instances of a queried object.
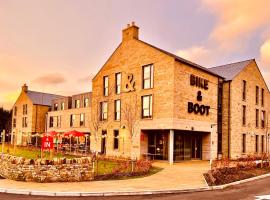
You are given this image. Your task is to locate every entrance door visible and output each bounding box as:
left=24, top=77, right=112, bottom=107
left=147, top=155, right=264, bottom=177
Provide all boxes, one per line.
left=148, top=131, right=168, bottom=160
left=191, top=135, right=201, bottom=159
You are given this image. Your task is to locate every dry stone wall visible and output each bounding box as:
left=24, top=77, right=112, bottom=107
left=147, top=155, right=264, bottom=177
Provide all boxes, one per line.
left=0, top=154, right=94, bottom=182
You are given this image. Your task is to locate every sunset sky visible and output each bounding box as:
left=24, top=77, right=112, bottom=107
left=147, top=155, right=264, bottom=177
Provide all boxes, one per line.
left=1, top=0, right=270, bottom=110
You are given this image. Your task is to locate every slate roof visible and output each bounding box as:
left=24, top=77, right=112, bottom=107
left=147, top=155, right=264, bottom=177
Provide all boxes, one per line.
left=138, top=40, right=223, bottom=78
left=208, top=59, right=254, bottom=81
left=26, top=91, right=64, bottom=106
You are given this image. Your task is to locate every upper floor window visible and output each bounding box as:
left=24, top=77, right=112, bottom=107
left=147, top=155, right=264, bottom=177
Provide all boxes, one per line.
left=242, top=105, right=246, bottom=126
left=142, top=95, right=153, bottom=118
left=242, top=80, right=246, bottom=101
left=75, top=100, right=80, bottom=108
left=61, top=102, right=65, bottom=110
left=84, top=98, right=89, bottom=107
left=22, top=117, right=27, bottom=128
left=261, top=110, right=266, bottom=129
left=80, top=113, right=85, bottom=126
left=115, top=72, right=121, bottom=94
left=14, top=106, right=17, bottom=116
left=49, top=116, right=54, bottom=128
left=100, top=102, right=108, bottom=121
left=114, top=130, right=119, bottom=150
left=13, top=118, right=16, bottom=128
left=114, top=99, right=121, bottom=121
left=262, top=135, right=265, bottom=153
left=262, top=88, right=264, bottom=107
left=103, top=76, right=109, bottom=96
left=256, top=86, right=259, bottom=105
left=143, top=64, right=154, bottom=89
left=23, top=104, right=28, bottom=115
left=54, top=103, right=58, bottom=111
left=256, top=109, right=259, bottom=128
left=70, top=114, right=75, bottom=127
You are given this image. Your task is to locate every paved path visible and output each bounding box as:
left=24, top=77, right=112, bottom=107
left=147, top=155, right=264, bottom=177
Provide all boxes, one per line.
left=0, top=161, right=209, bottom=193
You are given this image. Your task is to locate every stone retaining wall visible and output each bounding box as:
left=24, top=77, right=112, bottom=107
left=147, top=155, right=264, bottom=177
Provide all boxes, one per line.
left=0, top=154, right=94, bottom=182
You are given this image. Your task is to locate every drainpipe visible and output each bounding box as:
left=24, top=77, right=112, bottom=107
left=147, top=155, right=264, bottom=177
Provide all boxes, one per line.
left=228, top=81, right=231, bottom=158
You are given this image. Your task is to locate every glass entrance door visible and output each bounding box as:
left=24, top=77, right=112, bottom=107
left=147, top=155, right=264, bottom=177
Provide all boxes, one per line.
left=148, top=131, right=168, bottom=160
left=191, top=135, right=202, bottom=159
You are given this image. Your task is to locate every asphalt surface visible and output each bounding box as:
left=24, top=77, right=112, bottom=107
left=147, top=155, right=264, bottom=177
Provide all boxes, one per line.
left=1, top=176, right=270, bottom=200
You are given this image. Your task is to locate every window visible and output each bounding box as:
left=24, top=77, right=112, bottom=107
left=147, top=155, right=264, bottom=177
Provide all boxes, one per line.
left=114, top=99, right=121, bottom=121
left=54, top=103, right=58, bottom=111
left=61, top=102, right=65, bottom=110
left=23, top=104, right=28, bottom=115
left=80, top=113, right=85, bottom=126
left=262, top=135, right=265, bottom=153
left=70, top=114, right=75, bottom=127
left=100, top=102, right=108, bottom=121
left=84, top=98, right=89, bottom=107
left=103, top=76, right=109, bottom=96
left=14, top=106, right=17, bottom=116
left=142, top=95, right=153, bottom=118
left=262, top=88, right=264, bottom=106
left=255, top=135, right=259, bottom=153
left=75, top=100, right=80, bottom=108
left=256, top=109, right=259, bottom=128
left=242, top=134, right=246, bottom=153
left=256, top=86, right=259, bottom=105
left=13, top=118, right=16, bottom=128
left=242, top=80, right=246, bottom=101
left=22, top=117, right=27, bottom=128
left=114, top=130, right=119, bottom=150
left=57, top=116, right=61, bottom=128
left=143, top=64, right=154, bottom=89
left=242, top=105, right=246, bottom=126
left=49, top=117, right=53, bottom=128
left=261, top=111, right=266, bottom=128
left=115, top=72, right=121, bottom=94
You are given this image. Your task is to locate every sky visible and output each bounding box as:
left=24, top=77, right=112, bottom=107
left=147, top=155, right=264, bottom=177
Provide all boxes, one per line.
left=0, top=0, right=269, bottom=110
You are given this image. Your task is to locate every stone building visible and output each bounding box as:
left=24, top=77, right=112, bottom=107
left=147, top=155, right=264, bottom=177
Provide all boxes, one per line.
left=46, top=92, right=91, bottom=135
left=91, top=22, right=223, bottom=164
left=11, top=84, right=63, bottom=146
left=209, top=60, right=270, bottom=158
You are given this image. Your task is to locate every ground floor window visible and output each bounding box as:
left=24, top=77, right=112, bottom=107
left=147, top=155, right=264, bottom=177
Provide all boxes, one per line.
left=255, top=135, right=259, bottom=153
left=147, top=131, right=168, bottom=160
left=114, top=130, right=119, bottom=150
left=261, top=135, right=265, bottom=153
left=242, top=134, right=246, bottom=153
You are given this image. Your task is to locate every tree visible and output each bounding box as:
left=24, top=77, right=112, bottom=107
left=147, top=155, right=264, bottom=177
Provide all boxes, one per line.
left=0, top=107, right=12, bottom=141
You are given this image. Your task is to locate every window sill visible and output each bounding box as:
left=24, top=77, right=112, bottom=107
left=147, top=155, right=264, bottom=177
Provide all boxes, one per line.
left=141, top=117, right=153, bottom=120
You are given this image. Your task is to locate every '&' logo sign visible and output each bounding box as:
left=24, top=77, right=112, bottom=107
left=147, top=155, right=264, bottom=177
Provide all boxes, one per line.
left=42, top=136, right=54, bottom=150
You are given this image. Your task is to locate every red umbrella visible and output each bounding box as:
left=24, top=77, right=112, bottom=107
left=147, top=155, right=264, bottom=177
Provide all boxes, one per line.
left=64, top=130, right=84, bottom=137
left=44, top=131, right=58, bottom=137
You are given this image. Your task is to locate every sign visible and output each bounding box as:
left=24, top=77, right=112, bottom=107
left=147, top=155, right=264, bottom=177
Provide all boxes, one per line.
left=42, top=136, right=54, bottom=150
left=125, top=73, right=135, bottom=92
left=190, top=74, right=209, bottom=90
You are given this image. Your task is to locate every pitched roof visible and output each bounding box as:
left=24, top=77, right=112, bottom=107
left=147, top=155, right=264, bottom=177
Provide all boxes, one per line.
left=26, top=91, right=64, bottom=106
left=138, top=40, right=223, bottom=78
left=208, top=59, right=254, bottom=81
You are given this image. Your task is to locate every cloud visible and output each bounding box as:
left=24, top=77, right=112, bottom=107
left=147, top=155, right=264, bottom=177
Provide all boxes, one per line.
left=32, top=73, right=66, bottom=86
left=201, top=0, right=270, bottom=51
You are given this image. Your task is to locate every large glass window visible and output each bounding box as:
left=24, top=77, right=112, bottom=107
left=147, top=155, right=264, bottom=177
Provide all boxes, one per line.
left=114, top=99, right=121, bottom=121
left=103, top=76, right=109, bottom=96
left=114, top=130, right=119, bottom=150
left=115, top=73, right=121, bottom=94
left=100, top=102, right=108, bottom=121
left=242, top=80, right=246, bottom=101
left=142, top=95, right=153, bottom=118
left=143, top=64, right=154, bottom=89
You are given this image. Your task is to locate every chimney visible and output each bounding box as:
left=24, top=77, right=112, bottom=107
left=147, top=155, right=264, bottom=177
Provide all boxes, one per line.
left=22, top=83, right=28, bottom=93
left=122, top=21, right=139, bottom=42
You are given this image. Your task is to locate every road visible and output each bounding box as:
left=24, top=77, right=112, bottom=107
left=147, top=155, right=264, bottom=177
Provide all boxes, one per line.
left=1, top=176, right=270, bottom=200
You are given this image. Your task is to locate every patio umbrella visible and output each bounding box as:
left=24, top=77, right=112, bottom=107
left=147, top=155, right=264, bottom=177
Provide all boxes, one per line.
left=63, top=130, right=84, bottom=153
left=44, top=131, right=58, bottom=137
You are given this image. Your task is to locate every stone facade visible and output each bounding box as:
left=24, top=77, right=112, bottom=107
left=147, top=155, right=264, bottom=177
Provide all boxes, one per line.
left=221, top=61, right=270, bottom=158
left=91, top=23, right=220, bottom=162
left=0, top=154, right=94, bottom=182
